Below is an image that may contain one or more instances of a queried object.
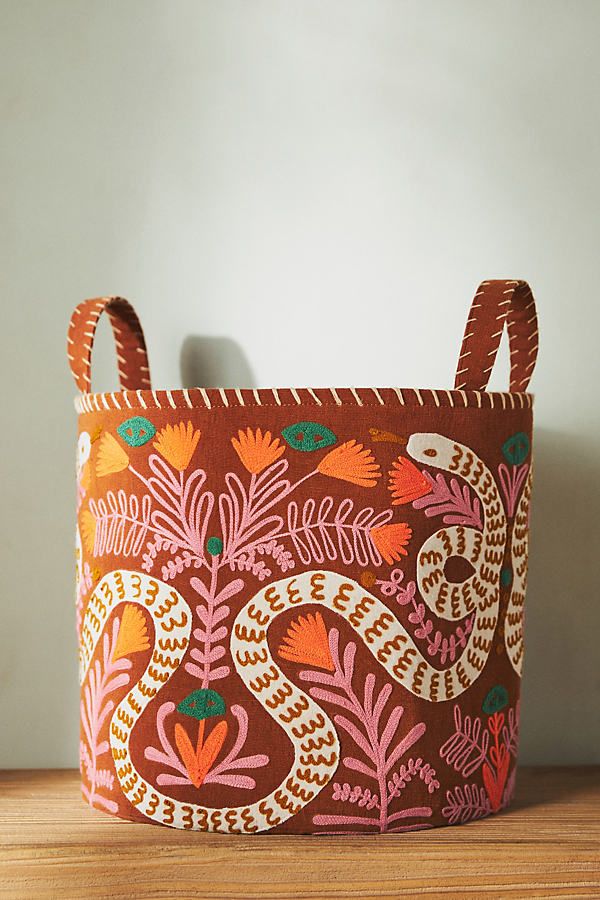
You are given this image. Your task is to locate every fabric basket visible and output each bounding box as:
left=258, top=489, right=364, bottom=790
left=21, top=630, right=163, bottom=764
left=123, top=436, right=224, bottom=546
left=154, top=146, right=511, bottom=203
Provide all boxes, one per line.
left=68, top=279, right=538, bottom=834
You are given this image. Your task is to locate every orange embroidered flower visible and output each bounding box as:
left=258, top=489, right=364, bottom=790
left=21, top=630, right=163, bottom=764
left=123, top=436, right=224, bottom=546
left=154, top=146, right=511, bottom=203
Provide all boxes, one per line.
left=278, top=612, right=335, bottom=671
left=317, top=440, right=381, bottom=487
left=153, top=421, right=200, bottom=471
left=96, top=432, right=129, bottom=477
left=80, top=462, right=92, bottom=491
left=388, top=456, right=433, bottom=505
left=112, top=604, right=151, bottom=661
left=175, top=720, right=228, bottom=789
left=80, top=509, right=96, bottom=554
left=232, top=427, right=285, bottom=474
left=370, top=523, right=412, bottom=564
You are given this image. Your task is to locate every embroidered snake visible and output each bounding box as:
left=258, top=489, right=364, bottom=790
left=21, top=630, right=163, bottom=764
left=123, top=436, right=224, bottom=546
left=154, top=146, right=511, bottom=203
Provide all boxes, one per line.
left=80, top=432, right=528, bottom=831
left=504, top=467, right=532, bottom=676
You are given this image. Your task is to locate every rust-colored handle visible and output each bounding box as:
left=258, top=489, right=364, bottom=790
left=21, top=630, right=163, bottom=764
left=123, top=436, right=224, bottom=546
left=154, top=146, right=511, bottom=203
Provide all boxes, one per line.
left=454, top=280, right=539, bottom=392
left=67, top=297, right=151, bottom=394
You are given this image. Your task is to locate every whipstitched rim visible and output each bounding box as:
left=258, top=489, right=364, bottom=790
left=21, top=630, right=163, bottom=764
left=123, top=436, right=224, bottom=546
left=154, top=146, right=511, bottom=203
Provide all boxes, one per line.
left=74, top=386, right=534, bottom=415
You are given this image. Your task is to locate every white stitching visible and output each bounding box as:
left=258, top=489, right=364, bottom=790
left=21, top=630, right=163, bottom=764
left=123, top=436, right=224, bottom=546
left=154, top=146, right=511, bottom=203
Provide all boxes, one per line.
left=350, top=387, right=363, bottom=407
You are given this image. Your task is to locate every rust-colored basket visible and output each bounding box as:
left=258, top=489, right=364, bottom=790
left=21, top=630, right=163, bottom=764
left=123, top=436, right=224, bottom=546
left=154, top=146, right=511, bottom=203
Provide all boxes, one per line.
left=68, top=279, right=538, bottom=833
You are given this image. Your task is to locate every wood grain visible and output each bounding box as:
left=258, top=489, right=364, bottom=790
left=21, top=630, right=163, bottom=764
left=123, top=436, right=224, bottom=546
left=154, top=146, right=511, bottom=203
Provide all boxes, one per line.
left=0, top=767, right=598, bottom=899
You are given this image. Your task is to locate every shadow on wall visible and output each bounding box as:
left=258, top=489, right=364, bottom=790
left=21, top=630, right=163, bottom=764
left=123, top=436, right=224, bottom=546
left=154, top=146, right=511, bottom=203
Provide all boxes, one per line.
left=180, top=335, right=256, bottom=389
left=519, top=426, right=600, bottom=765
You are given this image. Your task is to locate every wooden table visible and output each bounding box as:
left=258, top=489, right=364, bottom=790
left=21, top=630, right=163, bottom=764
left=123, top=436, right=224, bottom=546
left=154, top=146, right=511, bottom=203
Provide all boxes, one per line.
left=1, top=768, right=599, bottom=898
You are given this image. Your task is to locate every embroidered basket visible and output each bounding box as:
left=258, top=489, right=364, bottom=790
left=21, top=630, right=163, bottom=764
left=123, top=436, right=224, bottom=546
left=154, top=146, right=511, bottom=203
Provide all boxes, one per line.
left=68, top=279, right=538, bottom=833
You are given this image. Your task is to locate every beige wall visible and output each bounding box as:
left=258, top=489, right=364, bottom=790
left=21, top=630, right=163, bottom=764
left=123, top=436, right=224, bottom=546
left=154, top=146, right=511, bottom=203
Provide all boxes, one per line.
left=1, top=0, right=598, bottom=767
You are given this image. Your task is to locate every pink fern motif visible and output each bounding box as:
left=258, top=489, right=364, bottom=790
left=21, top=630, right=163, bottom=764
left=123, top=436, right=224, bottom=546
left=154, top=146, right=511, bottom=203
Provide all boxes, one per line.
left=440, top=705, right=490, bottom=777
left=287, top=497, right=393, bottom=567
left=184, top=574, right=244, bottom=686
left=80, top=617, right=131, bottom=814
left=413, top=472, right=483, bottom=529
left=376, top=568, right=474, bottom=665
left=144, top=702, right=269, bottom=789
left=439, top=700, right=520, bottom=823
left=497, top=463, right=529, bottom=518
left=299, top=629, right=439, bottom=833
left=442, top=783, right=491, bottom=825
left=89, top=491, right=152, bottom=558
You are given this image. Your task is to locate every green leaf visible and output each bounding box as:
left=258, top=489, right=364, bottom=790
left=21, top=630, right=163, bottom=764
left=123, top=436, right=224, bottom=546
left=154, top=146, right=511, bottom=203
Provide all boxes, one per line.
left=502, top=432, right=530, bottom=466
left=176, top=689, right=226, bottom=721
left=482, top=684, right=509, bottom=715
left=117, top=416, right=156, bottom=448
left=281, top=421, right=337, bottom=453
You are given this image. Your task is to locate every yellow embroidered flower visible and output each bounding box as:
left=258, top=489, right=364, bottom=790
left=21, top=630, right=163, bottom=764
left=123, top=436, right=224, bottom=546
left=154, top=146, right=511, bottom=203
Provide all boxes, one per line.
left=80, top=509, right=96, bottom=554
left=278, top=612, right=335, bottom=671
left=232, top=427, right=285, bottom=474
left=96, top=432, right=129, bottom=477
left=153, top=421, right=200, bottom=471
left=370, top=522, right=412, bottom=564
left=112, top=604, right=151, bottom=661
left=317, top=440, right=381, bottom=487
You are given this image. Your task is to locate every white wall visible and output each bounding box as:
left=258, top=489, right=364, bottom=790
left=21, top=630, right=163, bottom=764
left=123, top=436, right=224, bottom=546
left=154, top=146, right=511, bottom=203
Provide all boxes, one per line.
left=1, top=0, right=598, bottom=767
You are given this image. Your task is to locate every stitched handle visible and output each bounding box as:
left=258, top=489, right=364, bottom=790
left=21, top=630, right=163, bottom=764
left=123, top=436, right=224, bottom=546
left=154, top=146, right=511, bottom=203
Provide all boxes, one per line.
left=67, top=297, right=151, bottom=393
left=454, top=279, right=539, bottom=392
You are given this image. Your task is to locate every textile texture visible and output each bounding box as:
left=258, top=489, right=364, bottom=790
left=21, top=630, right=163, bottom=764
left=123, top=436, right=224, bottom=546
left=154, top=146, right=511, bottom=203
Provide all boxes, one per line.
left=69, top=280, right=537, bottom=833
left=74, top=391, right=531, bottom=833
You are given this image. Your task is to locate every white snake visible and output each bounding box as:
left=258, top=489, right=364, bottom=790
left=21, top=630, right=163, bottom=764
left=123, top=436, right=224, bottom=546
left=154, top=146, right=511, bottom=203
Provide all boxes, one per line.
left=79, top=432, right=527, bottom=832
left=504, top=467, right=532, bottom=676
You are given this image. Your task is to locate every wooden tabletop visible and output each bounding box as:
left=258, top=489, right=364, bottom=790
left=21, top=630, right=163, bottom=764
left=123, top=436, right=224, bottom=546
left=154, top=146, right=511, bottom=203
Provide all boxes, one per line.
left=0, top=767, right=599, bottom=899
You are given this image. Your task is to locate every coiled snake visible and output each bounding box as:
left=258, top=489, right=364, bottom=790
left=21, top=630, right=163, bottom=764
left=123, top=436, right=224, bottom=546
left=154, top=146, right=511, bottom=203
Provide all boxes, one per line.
left=80, top=432, right=525, bottom=831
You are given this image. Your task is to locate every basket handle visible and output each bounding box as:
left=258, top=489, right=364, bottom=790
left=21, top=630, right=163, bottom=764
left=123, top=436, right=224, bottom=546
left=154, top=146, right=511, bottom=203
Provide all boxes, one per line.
left=67, top=297, right=151, bottom=393
left=454, top=279, right=539, bottom=392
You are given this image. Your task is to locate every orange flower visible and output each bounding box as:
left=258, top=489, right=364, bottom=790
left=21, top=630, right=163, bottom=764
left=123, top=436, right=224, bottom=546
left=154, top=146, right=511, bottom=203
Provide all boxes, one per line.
left=175, top=720, right=228, bottom=788
left=278, top=612, right=334, bottom=671
left=317, top=440, right=381, bottom=487
left=96, top=432, right=129, bottom=477
left=388, top=456, right=433, bottom=505
left=370, top=523, right=412, bottom=564
left=80, top=509, right=96, bottom=554
left=232, top=427, right=285, bottom=474
left=153, top=421, right=200, bottom=471
left=112, top=604, right=151, bottom=661
left=80, top=462, right=92, bottom=491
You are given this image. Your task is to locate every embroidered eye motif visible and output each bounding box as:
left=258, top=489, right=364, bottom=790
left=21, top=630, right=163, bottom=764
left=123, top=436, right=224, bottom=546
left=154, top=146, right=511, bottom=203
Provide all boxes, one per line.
left=117, top=416, right=157, bottom=447
left=176, top=689, right=226, bottom=721
left=281, top=421, right=337, bottom=452
left=501, top=431, right=530, bottom=466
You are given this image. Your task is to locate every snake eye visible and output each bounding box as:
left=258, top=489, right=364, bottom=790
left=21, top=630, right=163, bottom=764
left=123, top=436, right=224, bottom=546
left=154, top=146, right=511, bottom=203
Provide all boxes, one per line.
left=424, top=448, right=437, bottom=458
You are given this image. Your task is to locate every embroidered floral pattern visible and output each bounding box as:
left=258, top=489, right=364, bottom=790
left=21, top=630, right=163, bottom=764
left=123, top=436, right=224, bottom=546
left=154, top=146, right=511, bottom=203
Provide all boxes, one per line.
left=76, top=418, right=532, bottom=834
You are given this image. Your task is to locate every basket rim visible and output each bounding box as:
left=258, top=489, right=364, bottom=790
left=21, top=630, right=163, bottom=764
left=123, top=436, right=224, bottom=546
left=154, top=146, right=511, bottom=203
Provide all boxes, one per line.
left=74, top=385, right=534, bottom=414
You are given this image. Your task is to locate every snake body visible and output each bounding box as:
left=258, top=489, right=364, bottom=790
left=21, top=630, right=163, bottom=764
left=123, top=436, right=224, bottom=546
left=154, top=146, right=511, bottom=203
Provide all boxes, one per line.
left=79, top=433, right=521, bottom=832
left=504, top=467, right=532, bottom=675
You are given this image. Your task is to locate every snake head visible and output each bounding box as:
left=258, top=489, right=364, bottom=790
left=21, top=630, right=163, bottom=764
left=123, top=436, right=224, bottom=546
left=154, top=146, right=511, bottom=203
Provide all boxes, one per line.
left=407, top=433, right=454, bottom=469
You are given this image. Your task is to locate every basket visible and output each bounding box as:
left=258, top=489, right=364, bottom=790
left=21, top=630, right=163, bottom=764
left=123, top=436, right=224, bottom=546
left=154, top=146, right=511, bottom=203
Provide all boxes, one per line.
left=67, top=279, right=538, bottom=833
